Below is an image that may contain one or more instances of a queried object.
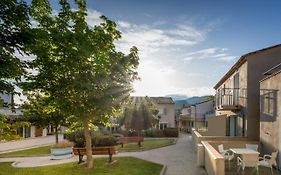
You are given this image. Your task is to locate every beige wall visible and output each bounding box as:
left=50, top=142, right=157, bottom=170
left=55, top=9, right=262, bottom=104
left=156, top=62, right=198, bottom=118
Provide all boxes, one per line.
left=202, top=141, right=225, bottom=175
left=260, top=71, right=281, bottom=169
left=206, top=115, right=227, bottom=136
left=215, top=46, right=281, bottom=139
left=246, top=47, right=281, bottom=140
left=157, top=103, right=175, bottom=128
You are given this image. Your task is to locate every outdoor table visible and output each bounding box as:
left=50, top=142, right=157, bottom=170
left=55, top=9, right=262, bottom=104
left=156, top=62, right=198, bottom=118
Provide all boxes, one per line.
left=230, top=148, right=260, bottom=155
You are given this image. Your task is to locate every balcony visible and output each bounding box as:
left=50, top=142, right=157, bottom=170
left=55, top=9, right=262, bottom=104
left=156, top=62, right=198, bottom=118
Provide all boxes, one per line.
left=215, top=88, right=246, bottom=111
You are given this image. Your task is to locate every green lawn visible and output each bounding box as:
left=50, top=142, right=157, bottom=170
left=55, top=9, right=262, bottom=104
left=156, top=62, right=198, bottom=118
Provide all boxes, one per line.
left=0, top=157, right=162, bottom=175
left=116, top=139, right=175, bottom=152
left=0, top=146, right=51, bottom=156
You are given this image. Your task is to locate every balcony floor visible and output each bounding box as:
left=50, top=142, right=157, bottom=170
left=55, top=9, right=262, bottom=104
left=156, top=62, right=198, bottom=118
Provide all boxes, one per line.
left=225, top=159, right=281, bottom=175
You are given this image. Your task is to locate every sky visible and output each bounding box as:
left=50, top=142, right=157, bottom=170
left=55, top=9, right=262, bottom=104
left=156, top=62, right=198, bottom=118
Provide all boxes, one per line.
left=44, top=1, right=281, bottom=97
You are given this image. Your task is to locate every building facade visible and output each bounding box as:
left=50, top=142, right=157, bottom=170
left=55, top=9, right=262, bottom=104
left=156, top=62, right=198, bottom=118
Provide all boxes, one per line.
left=0, top=92, right=48, bottom=139
left=214, top=44, right=281, bottom=139
left=150, top=97, right=175, bottom=129
left=179, top=100, right=214, bottom=133
left=259, top=63, right=281, bottom=169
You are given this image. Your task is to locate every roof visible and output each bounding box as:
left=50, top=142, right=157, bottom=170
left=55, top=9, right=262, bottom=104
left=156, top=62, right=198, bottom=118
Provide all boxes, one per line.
left=131, top=96, right=174, bottom=104
left=182, top=99, right=213, bottom=108
left=214, top=44, right=281, bottom=89
left=150, top=97, right=175, bottom=104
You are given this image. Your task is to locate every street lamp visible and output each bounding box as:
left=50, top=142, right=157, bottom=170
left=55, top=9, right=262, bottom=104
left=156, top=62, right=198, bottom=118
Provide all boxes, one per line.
left=191, top=104, right=197, bottom=129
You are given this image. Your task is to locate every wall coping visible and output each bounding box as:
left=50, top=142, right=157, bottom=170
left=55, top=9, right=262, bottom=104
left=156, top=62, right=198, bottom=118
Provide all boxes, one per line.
left=201, top=141, right=224, bottom=160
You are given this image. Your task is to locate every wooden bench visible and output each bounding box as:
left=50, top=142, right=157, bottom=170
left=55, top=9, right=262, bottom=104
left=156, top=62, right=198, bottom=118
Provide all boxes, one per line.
left=117, top=136, right=144, bottom=147
left=72, top=147, right=117, bottom=164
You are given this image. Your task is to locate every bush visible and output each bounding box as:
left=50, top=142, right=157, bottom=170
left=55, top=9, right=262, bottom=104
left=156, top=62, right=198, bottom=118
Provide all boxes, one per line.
left=52, top=141, right=74, bottom=148
left=64, top=130, right=117, bottom=147
left=163, top=128, right=179, bottom=137
left=143, top=128, right=178, bottom=137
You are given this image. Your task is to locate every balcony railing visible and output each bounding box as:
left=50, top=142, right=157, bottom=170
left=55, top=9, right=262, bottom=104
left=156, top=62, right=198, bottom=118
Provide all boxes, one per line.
left=215, top=88, right=246, bottom=110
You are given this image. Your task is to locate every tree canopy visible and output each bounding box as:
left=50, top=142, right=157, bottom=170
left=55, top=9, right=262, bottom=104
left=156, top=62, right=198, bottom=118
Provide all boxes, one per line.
left=0, top=0, right=31, bottom=94
left=21, top=0, right=139, bottom=169
left=122, top=97, right=159, bottom=134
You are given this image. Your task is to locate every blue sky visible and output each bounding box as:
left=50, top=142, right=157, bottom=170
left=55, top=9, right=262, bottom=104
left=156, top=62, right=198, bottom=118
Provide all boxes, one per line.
left=50, top=0, right=281, bottom=97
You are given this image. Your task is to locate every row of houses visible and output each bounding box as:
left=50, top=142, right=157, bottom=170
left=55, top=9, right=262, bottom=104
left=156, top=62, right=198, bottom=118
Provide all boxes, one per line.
left=1, top=92, right=177, bottom=139
left=192, top=44, right=281, bottom=174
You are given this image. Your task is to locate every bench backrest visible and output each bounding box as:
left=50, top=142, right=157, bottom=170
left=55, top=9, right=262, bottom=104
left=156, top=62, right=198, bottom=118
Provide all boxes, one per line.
left=72, top=147, right=116, bottom=155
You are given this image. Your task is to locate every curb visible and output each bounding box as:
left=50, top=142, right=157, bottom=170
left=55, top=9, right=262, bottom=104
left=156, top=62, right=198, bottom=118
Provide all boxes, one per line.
left=160, top=164, right=167, bottom=175
left=0, top=154, right=50, bottom=158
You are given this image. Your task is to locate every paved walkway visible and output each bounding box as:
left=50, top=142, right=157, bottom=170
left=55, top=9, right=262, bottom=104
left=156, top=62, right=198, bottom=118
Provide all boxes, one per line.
left=0, top=134, right=207, bottom=175
left=0, top=134, right=64, bottom=154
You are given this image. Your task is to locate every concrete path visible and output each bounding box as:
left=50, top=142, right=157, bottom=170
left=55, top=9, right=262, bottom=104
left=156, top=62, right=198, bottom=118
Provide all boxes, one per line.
left=0, top=134, right=207, bottom=175
left=0, top=134, right=64, bottom=154
left=120, top=133, right=207, bottom=175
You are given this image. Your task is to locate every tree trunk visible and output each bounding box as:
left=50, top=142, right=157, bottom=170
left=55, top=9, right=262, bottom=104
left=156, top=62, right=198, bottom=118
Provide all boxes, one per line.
left=83, top=116, right=93, bottom=169
left=55, top=125, right=59, bottom=144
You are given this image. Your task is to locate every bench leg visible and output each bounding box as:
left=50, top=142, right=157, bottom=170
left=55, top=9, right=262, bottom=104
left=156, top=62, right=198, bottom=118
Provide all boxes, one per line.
left=108, top=154, right=112, bottom=163
left=138, top=142, right=141, bottom=147
left=78, top=155, right=84, bottom=164
left=121, top=143, right=124, bottom=148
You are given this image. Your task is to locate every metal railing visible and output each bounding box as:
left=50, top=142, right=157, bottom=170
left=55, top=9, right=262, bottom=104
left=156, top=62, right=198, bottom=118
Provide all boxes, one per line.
left=215, top=88, right=246, bottom=109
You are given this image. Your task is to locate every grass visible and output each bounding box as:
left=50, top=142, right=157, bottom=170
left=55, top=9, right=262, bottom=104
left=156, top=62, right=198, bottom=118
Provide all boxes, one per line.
left=0, top=146, right=51, bottom=156
left=116, top=139, right=175, bottom=152
left=0, top=139, right=175, bottom=156
left=0, top=157, right=163, bottom=175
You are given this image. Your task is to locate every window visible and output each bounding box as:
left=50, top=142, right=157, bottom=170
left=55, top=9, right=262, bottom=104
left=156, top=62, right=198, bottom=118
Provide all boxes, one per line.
left=159, top=123, right=168, bottom=130
left=261, top=91, right=276, bottom=116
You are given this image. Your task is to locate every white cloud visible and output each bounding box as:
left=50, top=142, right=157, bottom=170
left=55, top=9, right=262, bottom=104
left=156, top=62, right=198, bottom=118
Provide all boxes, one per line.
left=117, top=21, right=131, bottom=28
left=116, top=22, right=206, bottom=57
left=85, top=9, right=103, bottom=28
left=183, top=48, right=236, bottom=62
left=216, top=56, right=236, bottom=62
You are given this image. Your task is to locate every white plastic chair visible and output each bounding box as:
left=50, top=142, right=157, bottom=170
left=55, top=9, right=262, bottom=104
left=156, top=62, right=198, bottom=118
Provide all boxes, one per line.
left=246, top=144, right=259, bottom=151
left=258, top=151, right=278, bottom=175
left=218, top=144, right=234, bottom=170
left=237, top=154, right=259, bottom=174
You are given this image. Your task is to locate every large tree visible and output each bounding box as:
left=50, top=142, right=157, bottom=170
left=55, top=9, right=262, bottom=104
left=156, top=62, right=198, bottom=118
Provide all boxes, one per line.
left=122, top=97, right=159, bottom=135
left=22, top=0, right=139, bottom=169
left=0, top=0, right=31, bottom=94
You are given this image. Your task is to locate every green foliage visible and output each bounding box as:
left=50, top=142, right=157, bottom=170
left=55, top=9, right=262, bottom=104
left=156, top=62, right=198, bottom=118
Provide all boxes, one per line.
left=64, top=130, right=117, bottom=147
left=121, top=97, right=159, bottom=133
left=21, top=0, right=139, bottom=168
left=0, top=114, right=30, bottom=141
left=0, top=0, right=31, bottom=93
left=22, top=93, right=67, bottom=128
left=143, top=128, right=178, bottom=138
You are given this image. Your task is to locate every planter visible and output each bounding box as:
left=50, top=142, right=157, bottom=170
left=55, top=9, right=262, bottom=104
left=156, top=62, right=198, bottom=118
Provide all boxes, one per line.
left=51, top=147, right=73, bottom=160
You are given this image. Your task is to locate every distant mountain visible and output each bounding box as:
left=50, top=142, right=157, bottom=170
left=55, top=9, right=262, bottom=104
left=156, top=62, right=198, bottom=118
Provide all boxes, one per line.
left=166, top=94, right=189, bottom=101
left=174, top=100, right=189, bottom=110
left=167, top=94, right=214, bottom=109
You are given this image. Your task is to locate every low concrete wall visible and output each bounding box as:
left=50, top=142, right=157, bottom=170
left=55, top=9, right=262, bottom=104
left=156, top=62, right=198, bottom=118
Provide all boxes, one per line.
left=208, top=140, right=260, bottom=152
left=192, top=130, right=256, bottom=151
left=202, top=141, right=225, bottom=175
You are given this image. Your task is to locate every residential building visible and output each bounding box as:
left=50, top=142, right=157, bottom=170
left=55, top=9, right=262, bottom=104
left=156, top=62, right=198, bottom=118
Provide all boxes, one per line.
left=214, top=44, right=281, bottom=139
left=123, top=96, right=175, bottom=130
left=260, top=63, right=281, bottom=169
left=179, top=99, right=214, bottom=133
left=0, top=92, right=48, bottom=138
left=150, top=97, right=175, bottom=129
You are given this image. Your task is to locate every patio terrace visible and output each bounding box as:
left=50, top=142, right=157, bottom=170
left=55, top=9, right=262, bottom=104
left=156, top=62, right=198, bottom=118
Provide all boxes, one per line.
left=193, top=130, right=281, bottom=175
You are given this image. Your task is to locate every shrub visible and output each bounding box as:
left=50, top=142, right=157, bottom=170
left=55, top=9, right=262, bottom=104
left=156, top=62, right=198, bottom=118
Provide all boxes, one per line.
left=163, top=128, right=179, bottom=137
left=52, top=141, right=74, bottom=148
left=143, top=128, right=178, bottom=137
left=64, top=130, right=117, bottom=147
left=64, top=129, right=85, bottom=147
